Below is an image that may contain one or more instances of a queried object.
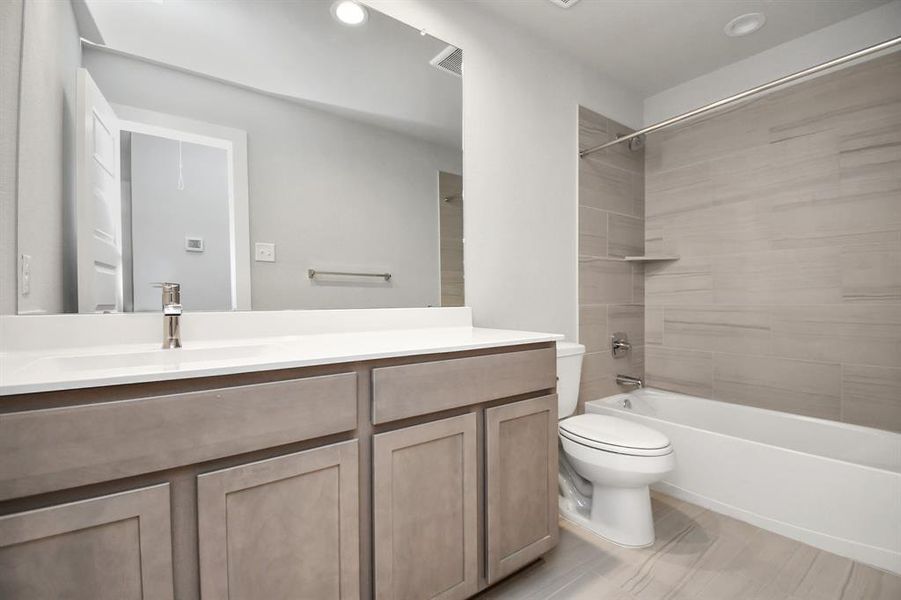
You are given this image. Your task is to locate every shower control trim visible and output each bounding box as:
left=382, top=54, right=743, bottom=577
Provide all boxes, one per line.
left=611, top=332, right=631, bottom=358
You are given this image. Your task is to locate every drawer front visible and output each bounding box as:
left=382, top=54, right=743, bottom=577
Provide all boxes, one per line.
left=372, top=347, right=556, bottom=424
left=0, top=373, right=357, bottom=501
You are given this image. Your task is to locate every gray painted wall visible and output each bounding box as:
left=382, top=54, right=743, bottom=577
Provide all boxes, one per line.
left=0, top=0, right=23, bottom=315
left=83, top=47, right=462, bottom=310
left=15, top=0, right=81, bottom=314
left=129, top=133, right=232, bottom=312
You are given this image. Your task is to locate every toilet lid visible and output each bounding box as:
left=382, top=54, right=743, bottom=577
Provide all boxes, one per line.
left=559, top=414, right=671, bottom=456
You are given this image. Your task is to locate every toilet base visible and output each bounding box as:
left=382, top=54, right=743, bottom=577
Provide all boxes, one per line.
left=560, top=485, right=656, bottom=548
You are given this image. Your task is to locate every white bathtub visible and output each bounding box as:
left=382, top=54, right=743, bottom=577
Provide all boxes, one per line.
left=585, top=388, right=901, bottom=574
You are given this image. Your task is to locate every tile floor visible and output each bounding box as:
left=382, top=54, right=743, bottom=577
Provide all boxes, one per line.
left=479, top=493, right=901, bottom=600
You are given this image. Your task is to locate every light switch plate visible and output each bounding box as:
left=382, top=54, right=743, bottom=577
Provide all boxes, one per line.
left=255, top=242, right=276, bottom=262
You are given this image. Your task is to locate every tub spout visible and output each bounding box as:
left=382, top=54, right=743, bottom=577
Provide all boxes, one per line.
left=616, top=374, right=643, bottom=388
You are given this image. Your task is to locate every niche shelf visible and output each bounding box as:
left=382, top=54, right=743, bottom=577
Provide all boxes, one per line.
left=622, top=255, right=680, bottom=262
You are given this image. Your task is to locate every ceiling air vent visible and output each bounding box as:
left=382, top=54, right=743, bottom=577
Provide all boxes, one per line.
left=430, top=45, right=463, bottom=78
left=547, top=0, right=582, bottom=7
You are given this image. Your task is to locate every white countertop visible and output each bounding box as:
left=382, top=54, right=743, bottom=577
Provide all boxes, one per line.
left=0, top=326, right=563, bottom=396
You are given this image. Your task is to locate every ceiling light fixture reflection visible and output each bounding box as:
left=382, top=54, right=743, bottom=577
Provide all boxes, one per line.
left=331, top=0, right=368, bottom=26
left=724, top=12, right=766, bottom=37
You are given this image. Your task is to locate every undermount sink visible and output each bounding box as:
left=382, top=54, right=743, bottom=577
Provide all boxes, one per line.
left=19, top=344, right=286, bottom=376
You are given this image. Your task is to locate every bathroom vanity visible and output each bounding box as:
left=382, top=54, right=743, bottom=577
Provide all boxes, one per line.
left=0, top=311, right=561, bottom=600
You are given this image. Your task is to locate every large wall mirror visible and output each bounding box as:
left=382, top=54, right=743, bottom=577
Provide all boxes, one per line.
left=14, top=0, right=463, bottom=314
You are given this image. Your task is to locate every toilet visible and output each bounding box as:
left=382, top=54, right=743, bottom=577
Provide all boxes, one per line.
left=555, top=342, right=675, bottom=547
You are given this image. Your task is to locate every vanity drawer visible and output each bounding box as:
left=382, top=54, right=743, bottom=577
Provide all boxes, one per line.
left=371, top=347, right=556, bottom=424
left=0, top=373, right=358, bottom=501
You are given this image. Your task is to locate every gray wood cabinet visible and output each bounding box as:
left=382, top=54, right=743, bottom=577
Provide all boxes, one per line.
left=373, top=413, right=479, bottom=600
left=485, top=395, right=559, bottom=584
left=1, top=341, right=558, bottom=600
left=197, top=440, right=360, bottom=600
left=0, top=484, right=174, bottom=600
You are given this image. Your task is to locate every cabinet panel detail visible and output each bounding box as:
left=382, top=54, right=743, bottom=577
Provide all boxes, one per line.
left=197, top=440, right=360, bottom=600
left=0, top=484, right=174, bottom=600
left=486, top=395, right=558, bottom=583
left=372, top=347, right=556, bottom=424
left=0, top=372, right=357, bottom=500
left=373, top=413, right=478, bottom=600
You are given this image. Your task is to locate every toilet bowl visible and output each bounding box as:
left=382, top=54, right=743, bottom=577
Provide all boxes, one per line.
left=555, top=342, right=675, bottom=547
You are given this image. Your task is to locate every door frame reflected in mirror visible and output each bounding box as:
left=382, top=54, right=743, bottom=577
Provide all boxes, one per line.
left=111, top=104, right=252, bottom=311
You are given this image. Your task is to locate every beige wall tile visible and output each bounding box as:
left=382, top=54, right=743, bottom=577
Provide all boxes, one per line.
left=642, top=52, right=901, bottom=428
left=712, top=354, right=841, bottom=420
left=713, top=248, right=842, bottom=305
left=645, top=257, right=713, bottom=305
left=631, top=263, right=644, bottom=304
left=842, top=364, right=901, bottom=432
left=578, top=105, right=608, bottom=151
left=665, top=306, right=771, bottom=355
left=579, top=158, right=641, bottom=217
left=841, top=246, right=901, bottom=304
left=771, top=305, right=901, bottom=368
left=608, top=304, right=644, bottom=348
left=579, top=258, right=633, bottom=305
left=578, top=304, right=607, bottom=354
left=645, top=306, right=664, bottom=345
left=645, top=345, right=713, bottom=397
left=608, top=214, right=644, bottom=258
left=579, top=205, right=608, bottom=258
left=578, top=106, right=646, bottom=414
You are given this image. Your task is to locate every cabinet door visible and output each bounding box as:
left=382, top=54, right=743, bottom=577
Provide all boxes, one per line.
left=373, top=413, right=478, bottom=600
left=0, top=484, right=174, bottom=600
left=485, top=395, right=558, bottom=583
left=197, top=440, right=360, bottom=600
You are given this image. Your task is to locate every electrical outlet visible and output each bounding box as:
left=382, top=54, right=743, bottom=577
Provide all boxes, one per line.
left=255, top=242, right=276, bottom=262
left=20, top=254, right=31, bottom=295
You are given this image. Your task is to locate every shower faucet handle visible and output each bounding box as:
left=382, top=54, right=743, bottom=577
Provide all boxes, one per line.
left=612, top=332, right=631, bottom=358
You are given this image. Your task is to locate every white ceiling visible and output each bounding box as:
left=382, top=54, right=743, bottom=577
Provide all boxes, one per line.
left=82, top=0, right=463, bottom=149
left=467, top=0, right=893, bottom=95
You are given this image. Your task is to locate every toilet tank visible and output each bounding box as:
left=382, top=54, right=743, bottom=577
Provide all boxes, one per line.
left=556, top=342, right=585, bottom=419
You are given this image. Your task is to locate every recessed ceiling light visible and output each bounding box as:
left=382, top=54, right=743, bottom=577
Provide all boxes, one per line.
left=724, top=12, right=766, bottom=37
left=331, top=0, right=368, bottom=26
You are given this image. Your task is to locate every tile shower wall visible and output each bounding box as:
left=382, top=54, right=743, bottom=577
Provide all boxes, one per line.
left=577, top=107, right=645, bottom=411
left=644, top=52, right=901, bottom=432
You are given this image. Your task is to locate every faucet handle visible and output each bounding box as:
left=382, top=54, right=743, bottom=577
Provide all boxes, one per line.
left=151, top=282, right=181, bottom=309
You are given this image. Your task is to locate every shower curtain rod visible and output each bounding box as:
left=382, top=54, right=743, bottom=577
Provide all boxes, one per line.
left=579, top=35, right=901, bottom=158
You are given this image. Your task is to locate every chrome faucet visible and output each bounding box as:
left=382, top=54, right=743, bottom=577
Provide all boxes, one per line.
left=616, top=374, right=643, bottom=389
left=154, top=282, right=182, bottom=349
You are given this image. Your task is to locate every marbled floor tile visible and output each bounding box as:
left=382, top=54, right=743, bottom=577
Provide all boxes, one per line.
left=481, top=492, right=901, bottom=600
left=712, top=353, right=842, bottom=420
left=770, top=305, right=901, bottom=368
left=645, top=345, right=713, bottom=397
left=578, top=205, right=608, bottom=258
left=841, top=364, right=901, bottom=433
left=608, top=214, right=645, bottom=258
left=664, top=306, right=771, bottom=355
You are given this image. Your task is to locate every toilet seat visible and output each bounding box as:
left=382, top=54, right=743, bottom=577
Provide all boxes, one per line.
left=559, top=414, right=672, bottom=457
